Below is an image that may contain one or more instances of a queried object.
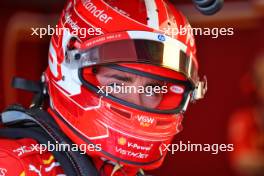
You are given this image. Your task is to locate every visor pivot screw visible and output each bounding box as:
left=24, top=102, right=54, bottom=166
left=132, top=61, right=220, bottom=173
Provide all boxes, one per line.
left=92, top=67, right=98, bottom=74
left=74, top=53, right=81, bottom=60
left=62, top=76, right=65, bottom=81
left=41, top=74, right=45, bottom=83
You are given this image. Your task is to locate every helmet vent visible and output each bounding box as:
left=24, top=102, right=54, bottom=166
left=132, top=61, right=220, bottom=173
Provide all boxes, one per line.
left=156, top=120, right=171, bottom=127
left=110, top=106, right=131, bottom=119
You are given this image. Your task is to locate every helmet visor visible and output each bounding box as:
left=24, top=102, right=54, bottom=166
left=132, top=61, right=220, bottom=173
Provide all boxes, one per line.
left=79, top=64, right=193, bottom=114
left=65, top=32, right=198, bottom=114
left=66, top=36, right=198, bottom=85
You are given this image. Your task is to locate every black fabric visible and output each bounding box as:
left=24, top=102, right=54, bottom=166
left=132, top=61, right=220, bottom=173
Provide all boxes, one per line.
left=12, top=77, right=42, bottom=93
left=12, top=77, right=46, bottom=108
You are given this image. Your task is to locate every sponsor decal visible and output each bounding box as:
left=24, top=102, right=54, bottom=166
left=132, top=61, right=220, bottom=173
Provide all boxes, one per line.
left=118, top=137, right=127, bottom=146
left=81, top=0, right=113, bottom=24
left=29, top=164, right=42, bottom=176
left=127, top=142, right=153, bottom=151
left=170, top=85, right=184, bottom=94
left=19, top=171, right=25, bottom=176
left=84, top=33, right=123, bottom=49
left=13, top=145, right=36, bottom=156
left=0, top=168, right=7, bottom=176
left=117, top=138, right=153, bottom=151
left=45, top=162, right=60, bottom=172
left=112, top=6, right=130, bottom=17
left=43, top=156, right=54, bottom=165
left=64, top=14, right=80, bottom=31
left=158, top=34, right=165, bottom=41
left=115, top=147, right=149, bottom=159
left=136, top=115, right=155, bottom=127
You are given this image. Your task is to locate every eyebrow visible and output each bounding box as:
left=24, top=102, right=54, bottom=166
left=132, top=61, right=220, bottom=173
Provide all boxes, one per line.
left=104, top=74, right=133, bottom=82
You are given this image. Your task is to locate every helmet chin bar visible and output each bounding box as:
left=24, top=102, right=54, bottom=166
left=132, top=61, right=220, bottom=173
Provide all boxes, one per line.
left=181, top=93, right=191, bottom=113
left=192, top=76, right=208, bottom=101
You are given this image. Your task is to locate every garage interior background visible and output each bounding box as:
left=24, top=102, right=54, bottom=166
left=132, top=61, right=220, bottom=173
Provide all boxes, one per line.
left=0, top=0, right=264, bottom=175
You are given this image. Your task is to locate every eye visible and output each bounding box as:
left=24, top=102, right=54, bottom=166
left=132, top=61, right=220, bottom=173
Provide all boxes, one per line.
left=144, top=84, right=163, bottom=97
left=108, top=82, right=122, bottom=88
left=107, top=83, right=125, bottom=94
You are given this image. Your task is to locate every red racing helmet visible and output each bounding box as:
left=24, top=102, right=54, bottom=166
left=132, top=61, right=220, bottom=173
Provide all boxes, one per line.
left=45, top=0, right=207, bottom=170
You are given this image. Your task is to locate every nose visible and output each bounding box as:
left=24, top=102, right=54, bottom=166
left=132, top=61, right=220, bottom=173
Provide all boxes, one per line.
left=123, top=92, right=143, bottom=106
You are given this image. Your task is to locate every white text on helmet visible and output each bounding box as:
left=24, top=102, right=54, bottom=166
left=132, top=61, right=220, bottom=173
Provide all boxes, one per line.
left=81, top=0, right=113, bottom=24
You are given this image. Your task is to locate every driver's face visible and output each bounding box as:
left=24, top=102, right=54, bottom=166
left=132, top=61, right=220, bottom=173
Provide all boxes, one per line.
left=96, top=67, right=164, bottom=109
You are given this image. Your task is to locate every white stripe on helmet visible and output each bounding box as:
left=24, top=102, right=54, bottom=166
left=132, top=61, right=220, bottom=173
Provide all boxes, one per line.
left=144, top=0, right=159, bottom=29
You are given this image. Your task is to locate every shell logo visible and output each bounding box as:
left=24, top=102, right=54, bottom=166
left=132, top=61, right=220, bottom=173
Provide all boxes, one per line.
left=118, top=137, right=127, bottom=146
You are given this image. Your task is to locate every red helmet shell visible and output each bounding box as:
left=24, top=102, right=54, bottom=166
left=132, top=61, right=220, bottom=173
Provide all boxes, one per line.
left=46, top=0, right=198, bottom=169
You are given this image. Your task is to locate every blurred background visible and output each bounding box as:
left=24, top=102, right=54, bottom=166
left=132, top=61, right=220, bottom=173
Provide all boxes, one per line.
left=0, top=0, right=264, bottom=176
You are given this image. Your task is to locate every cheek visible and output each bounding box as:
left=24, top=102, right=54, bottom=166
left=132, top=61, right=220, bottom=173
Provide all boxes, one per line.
left=142, top=96, right=163, bottom=109
left=96, top=74, right=106, bottom=86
